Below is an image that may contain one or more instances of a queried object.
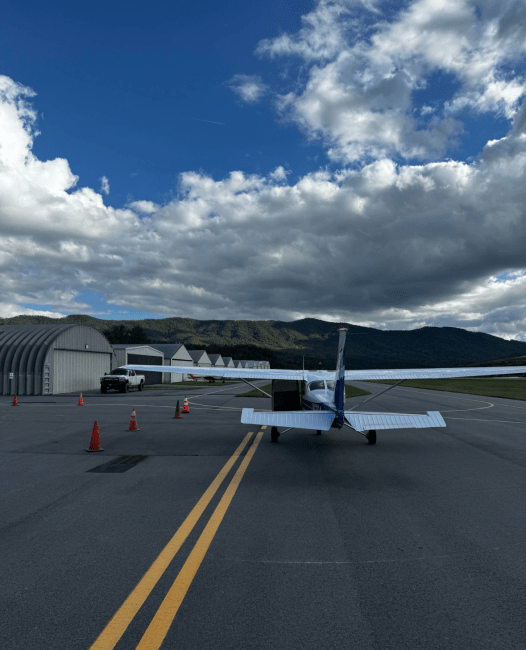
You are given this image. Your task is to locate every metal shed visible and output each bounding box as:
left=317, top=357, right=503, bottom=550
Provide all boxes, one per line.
left=0, top=324, right=114, bottom=396
left=188, top=350, right=212, bottom=367
left=112, top=344, right=164, bottom=385
left=208, top=354, right=225, bottom=367
left=149, top=343, right=193, bottom=383
left=222, top=357, right=235, bottom=368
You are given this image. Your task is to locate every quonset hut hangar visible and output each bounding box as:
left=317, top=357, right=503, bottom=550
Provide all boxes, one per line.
left=0, top=324, right=114, bottom=396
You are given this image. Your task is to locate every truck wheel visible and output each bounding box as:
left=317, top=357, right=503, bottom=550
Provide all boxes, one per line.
left=138, top=382, right=143, bottom=391
left=119, top=384, right=126, bottom=393
left=101, top=386, right=107, bottom=393
left=125, top=382, right=129, bottom=392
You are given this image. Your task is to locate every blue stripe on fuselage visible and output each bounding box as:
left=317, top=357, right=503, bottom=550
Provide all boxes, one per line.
left=334, top=328, right=347, bottom=427
left=302, top=394, right=336, bottom=413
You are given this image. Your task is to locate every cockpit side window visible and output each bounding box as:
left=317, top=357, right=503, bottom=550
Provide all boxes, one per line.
left=307, top=380, right=326, bottom=392
left=326, top=380, right=335, bottom=390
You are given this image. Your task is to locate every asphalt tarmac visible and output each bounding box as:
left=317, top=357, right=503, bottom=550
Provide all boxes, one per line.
left=1, top=381, right=525, bottom=650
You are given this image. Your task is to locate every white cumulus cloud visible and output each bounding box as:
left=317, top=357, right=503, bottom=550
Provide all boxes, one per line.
left=2, top=1, right=526, bottom=346
left=99, top=176, right=110, bottom=195
left=227, top=74, right=268, bottom=103
left=127, top=200, right=159, bottom=214
left=253, top=0, right=526, bottom=162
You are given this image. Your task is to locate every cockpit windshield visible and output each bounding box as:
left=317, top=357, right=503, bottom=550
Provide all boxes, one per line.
left=307, top=380, right=326, bottom=392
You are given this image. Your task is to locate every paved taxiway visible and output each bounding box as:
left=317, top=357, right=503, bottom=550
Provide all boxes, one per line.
left=1, top=381, right=526, bottom=649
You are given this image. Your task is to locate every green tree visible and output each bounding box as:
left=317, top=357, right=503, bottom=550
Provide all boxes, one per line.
left=128, top=325, right=150, bottom=344
left=102, top=324, right=150, bottom=344
left=103, top=324, right=128, bottom=344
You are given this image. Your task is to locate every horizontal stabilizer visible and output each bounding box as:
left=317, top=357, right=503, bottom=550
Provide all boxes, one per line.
left=241, top=409, right=334, bottom=431
left=345, top=411, right=445, bottom=432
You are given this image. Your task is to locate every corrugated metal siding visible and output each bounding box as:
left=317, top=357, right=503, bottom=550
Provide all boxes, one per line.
left=53, top=325, right=112, bottom=353
left=0, top=324, right=73, bottom=395
left=114, top=348, right=127, bottom=367
left=0, top=324, right=113, bottom=395
left=53, top=351, right=110, bottom=394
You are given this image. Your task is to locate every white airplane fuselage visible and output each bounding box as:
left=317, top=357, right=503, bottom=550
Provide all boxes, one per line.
left=300, top=377, right=339, bottom=419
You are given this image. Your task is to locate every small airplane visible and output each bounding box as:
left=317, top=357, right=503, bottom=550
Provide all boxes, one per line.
left=188, top=373, right=223, bottom=383
left=124, top=327, right=526, bottom=444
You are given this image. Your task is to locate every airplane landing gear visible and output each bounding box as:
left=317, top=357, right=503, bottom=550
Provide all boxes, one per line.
left=366, top=429, right=377, bottom=445
left=271, top=427, right=280, bottom=443
left=316, top=430, right=321, bottom=435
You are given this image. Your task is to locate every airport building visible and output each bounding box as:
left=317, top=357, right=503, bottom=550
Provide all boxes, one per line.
left=0, top=324, right=114, bottom=396
left=111, top=344, right=164, bottom=386
left=188, top=350, right=212, bottom=368
left=208, top=354, right=225, bottom=368
left=149, top=343, right=194, bottom=383
left=0, top=323, right=273, bottom=396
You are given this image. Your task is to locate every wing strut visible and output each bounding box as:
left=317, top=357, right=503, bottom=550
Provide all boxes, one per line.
left=240, top=378, right=272, bottom=398
left=347, top=379, right=405, bottom=411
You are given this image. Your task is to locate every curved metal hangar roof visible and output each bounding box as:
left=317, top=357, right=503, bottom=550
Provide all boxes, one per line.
left=0, top=324, right=113, bottom=396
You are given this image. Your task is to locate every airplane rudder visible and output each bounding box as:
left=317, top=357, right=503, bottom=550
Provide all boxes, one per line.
left=334, top=326, right=347, bottom=414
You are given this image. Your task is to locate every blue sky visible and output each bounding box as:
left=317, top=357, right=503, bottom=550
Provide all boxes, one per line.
left=2, top=0, right=329, bottom=207
left=1, top=0, right=526, bottom=340
left=2, top=0, right=511, bottom=205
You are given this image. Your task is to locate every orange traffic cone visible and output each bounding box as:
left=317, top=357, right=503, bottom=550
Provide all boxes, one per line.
left=173, top=400, right=182, bottom=419
left=78, top=392, right=84, bottom=406
left=182, top=396, right=189, bottom=413
left=128, top=408, right=140, bottom=431
left=86, top=421, right=103, bottom=452
left=12, top=394, right=18, bottom=406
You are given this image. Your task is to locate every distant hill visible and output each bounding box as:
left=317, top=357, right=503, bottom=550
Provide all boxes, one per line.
left=1, top=314, right=526, bottom=370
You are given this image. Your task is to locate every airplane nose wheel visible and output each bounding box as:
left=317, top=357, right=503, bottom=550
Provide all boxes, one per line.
left=366, top=429, right=377, bottom=445
left=270, top=427, right=280, bottom=443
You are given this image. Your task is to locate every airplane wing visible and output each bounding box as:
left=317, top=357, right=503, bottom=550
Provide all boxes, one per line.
left=345, top=366, right=526, bottom=380
left=122, top=365, right=306, bottom=381
left=123, top=364, right=526, bottom=382
left=345, top=411, right=445, bottom=431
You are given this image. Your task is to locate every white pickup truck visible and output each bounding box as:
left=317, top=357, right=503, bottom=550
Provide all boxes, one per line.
left=100, top=368, right=145, bottom=393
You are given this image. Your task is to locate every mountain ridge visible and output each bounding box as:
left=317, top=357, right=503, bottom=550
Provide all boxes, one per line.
left=1, top=314, right=525, bottom=370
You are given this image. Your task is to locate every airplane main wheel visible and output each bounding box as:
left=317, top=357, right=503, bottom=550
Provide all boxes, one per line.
left=271, top=427, right=280, bottom=443
left=366, top=429, right=377, bottom=445
left=316, top=430, right=322, bottom=435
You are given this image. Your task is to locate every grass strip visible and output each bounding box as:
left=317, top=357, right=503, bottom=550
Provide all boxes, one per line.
left=362, top=378, right=526, bottom=401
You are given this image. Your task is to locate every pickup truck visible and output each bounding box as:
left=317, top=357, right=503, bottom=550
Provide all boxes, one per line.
left=100, top=368, right=145, bottom=393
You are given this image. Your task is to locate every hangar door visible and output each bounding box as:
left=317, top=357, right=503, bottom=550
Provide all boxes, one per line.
left=127, top=353, right=162, bottom=385
left=53, top=350, right=111, bottom=394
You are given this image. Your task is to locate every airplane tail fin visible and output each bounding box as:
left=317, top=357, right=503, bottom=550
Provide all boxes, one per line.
left=334, top=327, right=347, bottom=426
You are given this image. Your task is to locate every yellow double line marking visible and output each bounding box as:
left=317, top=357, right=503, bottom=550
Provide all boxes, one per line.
left=90, top=428, right=265, bottom=650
